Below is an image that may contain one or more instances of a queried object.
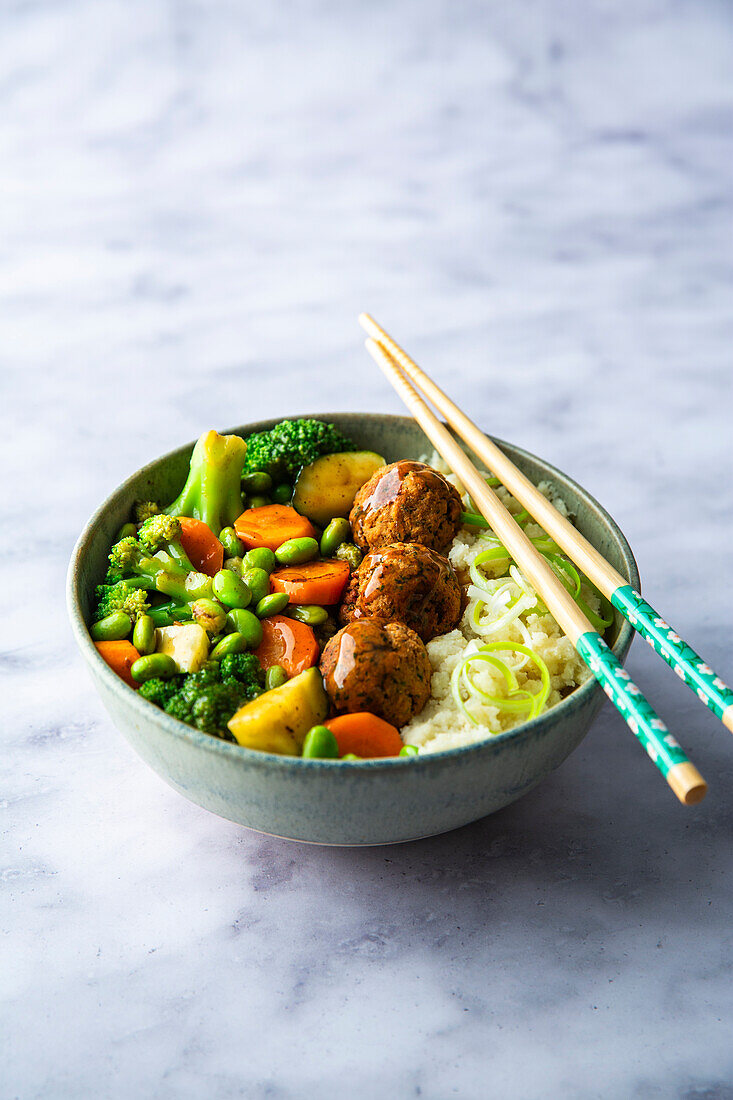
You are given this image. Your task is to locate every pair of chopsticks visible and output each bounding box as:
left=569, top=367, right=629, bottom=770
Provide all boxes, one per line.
left=359, top=313, right=731, bottom=806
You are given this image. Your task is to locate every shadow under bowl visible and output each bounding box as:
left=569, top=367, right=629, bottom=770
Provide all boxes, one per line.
left=67, top=413, right=639, bottom=845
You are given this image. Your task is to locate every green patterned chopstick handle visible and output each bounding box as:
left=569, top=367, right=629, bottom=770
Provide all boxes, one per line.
left=575, top=632, right=689, bottom=778
left=612, top=586, right=733, bottom=727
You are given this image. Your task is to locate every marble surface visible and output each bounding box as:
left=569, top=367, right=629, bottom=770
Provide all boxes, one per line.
left=2, top=1, right=732, bottom=1096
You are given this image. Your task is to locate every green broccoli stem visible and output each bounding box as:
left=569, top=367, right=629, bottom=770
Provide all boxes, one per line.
left=148, top=601, right=193, bottom=627
left=165, top=430, right=247, bottom=534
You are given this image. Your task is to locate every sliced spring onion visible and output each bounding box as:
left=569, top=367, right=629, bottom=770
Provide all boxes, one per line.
left=450, top=641, right=552, bottom=726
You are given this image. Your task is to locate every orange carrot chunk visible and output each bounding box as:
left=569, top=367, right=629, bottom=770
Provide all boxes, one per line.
left=94, top=641, right=141, bottom=689
left=269, top=560, right=350, bottom=606
left=234, top=504, right=318, bottom=552
left=324, top=713, right=404, bottom=758
left=178, top=516, right=224, bottom=577
left=254, top=615, right=320, bottom=678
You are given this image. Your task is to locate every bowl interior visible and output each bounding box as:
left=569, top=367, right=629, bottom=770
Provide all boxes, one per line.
left=68, top=413, right=639, bottom=759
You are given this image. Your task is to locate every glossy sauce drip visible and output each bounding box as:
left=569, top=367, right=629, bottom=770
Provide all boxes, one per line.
left=329, top=629, right=358, bottom=691
left=355, top=461, right=452, bottom=521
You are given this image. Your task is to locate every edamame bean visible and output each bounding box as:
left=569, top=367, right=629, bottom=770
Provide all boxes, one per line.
left=223, top=556, right=245, bottom=577
left=210, top=632, right=248, bottom=660
left=131, top=653, right=178, bottom=682
left=271, top=483, right=292, bottom=504
left=244, top=547, right=276, bottom=574
left=132, top=614, right=156, bottom=655
left=218, top=526, right=246, bottom=558
left=247, top=495, right=271, bottom=509
left=241, top=566, right=270, bottom=605
left=320, top=518, right=351, bottom=558
left=265, top=665, right=288, bottom=691
left=191, top=598, right=227, bottom=635
left=255, top=592, right=289, bottom=618
left=287, top=604, right=329, bottom=627
left=399, top=744, right=419, bottom=757
left=302, top=725, right=339, bottom=759
left=115, top=522, right=137, bottom=542
left=225, top=608, right=263, bottom=648
left=334, top=542, right=363, bottom=571
left=91, top=611, right=132, bottom=641
left=213, top=569, right=251, bottom=609
left=275, top=536, right=319, bottom=565
left=242, top=470, right=273, bottom=494
left=341, top=753, right=361, bottom=762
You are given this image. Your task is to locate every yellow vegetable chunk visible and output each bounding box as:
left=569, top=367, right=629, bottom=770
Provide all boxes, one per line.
left=155, top=623, right=209, bottom=673
left=227, top=666, right=328, bottom=755
left=292, top=450, right=385, bottom=527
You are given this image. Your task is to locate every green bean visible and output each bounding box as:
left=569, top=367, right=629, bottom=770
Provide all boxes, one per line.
left=115, top=522, right=137, bottom=542
left=241, top=566, right=270, bottom=605
left=132, top=614, right=156, bottom=655
left=272, top=483, right=292, bottom=504
left=334, top=543, right=363, bottom=571
left=275, top=536, right=319, bottom=565
left=287, top=604, right=329, bottom=627
left=301, top=725, right=339, bottom=759
left=247, top=495, right=271, bottom=509
left=244, top=547, right=276, bottom=574
left=255, top=592, right=289, bottom=618
left=399, top=744, right=419, bottom=757
left=91, top=611, right=132, bottom=641
left=210, top=632, right=248, bottom=660
left=212, top=569, right=251, bottom=609
left=131, top=653, right=178, bottom=683
left=225, top=608, right=263, bottom=648
left=242, top=471, right=273, bottom=494
left=319, top=518, right=351, bottom=557
left=265, top=665, right=288, bottom=691
left=218, top=526, right=246, bottom=558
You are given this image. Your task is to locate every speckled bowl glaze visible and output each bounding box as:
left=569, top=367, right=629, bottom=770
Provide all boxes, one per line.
left=67, top=414, right=639, bottom=845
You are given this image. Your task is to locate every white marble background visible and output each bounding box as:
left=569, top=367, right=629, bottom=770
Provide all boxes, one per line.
left=2, top=1, right=732, bottom=1096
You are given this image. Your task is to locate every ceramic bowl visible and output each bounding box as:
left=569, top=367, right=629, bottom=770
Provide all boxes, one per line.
left=67, top=414, right=639, bottom=845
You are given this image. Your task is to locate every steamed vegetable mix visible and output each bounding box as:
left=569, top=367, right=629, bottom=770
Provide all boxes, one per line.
left=88, top=418, right=602, bottom=760
left=88, top=419, right=394, bottom=752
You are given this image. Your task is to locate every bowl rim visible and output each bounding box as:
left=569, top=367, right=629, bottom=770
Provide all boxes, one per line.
left=67, top=412, right=640, bottom=773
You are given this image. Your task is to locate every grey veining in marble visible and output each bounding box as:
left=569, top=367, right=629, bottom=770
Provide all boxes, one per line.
left=2, top=1, right=732, bottom=1097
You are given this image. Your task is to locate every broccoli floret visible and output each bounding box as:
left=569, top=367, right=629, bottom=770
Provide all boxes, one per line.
left=163, top=664, right=243, bottom=735
left=93, top=580, right=150, bottom=622
left=156, top=657, right=264, bottom=736
left=242, top=418, right=355, bottom=483
left=138, top=677, right=182, bottom=708
left=138, top=514, right=194, bottom=571
left=105, top=534, right=212, bottom=604
left=165, top=429, right=247, bottom=534
left=133, top=500, right=161, bottom=523
left=220, top=652, right=265, bottom=700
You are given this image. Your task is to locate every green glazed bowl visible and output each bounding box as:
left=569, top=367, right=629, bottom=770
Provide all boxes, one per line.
left=67, top=414, right=639, bottom=845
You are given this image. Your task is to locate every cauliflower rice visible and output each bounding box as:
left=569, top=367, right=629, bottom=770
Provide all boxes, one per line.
left=401, top=454, right=596, bottom=754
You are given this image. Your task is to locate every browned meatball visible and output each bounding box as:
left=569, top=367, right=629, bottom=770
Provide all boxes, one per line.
left=339, top=542, right=463, bottom=643
left=349, top=460, right=462, bottom=554
left=319, top=619, right=432, bottom=728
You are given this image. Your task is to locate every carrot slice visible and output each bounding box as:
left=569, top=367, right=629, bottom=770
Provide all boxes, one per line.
left=94, top=640, right=141, bottom=689
left=178, top=517, right=224, bottom=576
left=234, top=504, right=317, bottom=552
left=324, top=713, right=404, bottom=758
left=254, top=615, right=320, bottom=678
left=270, top=560, right=350, bottom=606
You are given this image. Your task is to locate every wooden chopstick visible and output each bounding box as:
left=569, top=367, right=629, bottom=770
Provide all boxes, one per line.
left=360, top=312, right=733, bottom=738
left=364, top=335, right=707, bottom=806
